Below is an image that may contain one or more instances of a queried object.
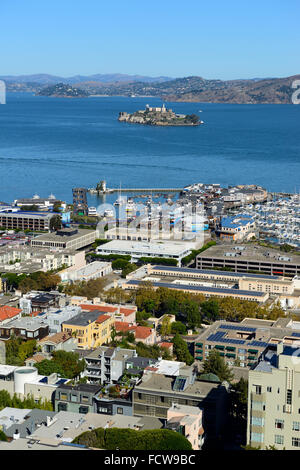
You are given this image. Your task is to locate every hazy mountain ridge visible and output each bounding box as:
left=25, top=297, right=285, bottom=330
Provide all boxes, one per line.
left=2, top=73, right=299, bottom=103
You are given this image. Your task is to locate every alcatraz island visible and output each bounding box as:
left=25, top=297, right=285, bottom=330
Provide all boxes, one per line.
left=118, top=103, right=203, bottom=126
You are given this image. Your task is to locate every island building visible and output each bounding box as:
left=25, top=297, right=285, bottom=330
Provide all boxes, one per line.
left=72, top=187, right=88, bottom=216
left=31, top=227, right=97, bottom=250
left=0, top=211, right=56, bottom=231
left=61, top=309, right=115, bottom=349
left=246, top=343, right=300, bottom=449
left=96, top=239, right=192, bottom=266
left=196, top=244, right=300, bottom=277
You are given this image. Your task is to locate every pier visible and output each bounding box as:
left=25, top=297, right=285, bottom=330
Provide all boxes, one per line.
left=88, top=187, right=183, bottom=194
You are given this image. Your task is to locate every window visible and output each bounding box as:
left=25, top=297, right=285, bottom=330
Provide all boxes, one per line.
left=60, top=392, right=68, bottom=401
left=71, top=394, right=78, bottom=403
left=79, top=406, right=89, bottom=414
left=287, top=389, right=292, bottom=405
left=117, top=407, right=123, bottom=414
left=292, top=437, right=300, bottom=447
left=254, top=385, right=262, bottom=395
left=275, top=435, right=284, bottom=445
left=252, top=401, right=265, bottom=411
left=81, top=395, right=89, bottom=403
left=251, top=432, right=264, bottom=443
left=58, top=402, right=67, bottom=412
left=251, top=417, right=264, bottom=427
left=275, top=419, right=284, bottom=430
left=293, top=422, right=300, bottom=431
left=98, top=407, right=108, bottom=413
left=267, top=387, right=272, bottom=392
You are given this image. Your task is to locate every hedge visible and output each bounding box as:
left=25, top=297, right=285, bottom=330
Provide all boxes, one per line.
left=73, top=427, right=192, bottom=450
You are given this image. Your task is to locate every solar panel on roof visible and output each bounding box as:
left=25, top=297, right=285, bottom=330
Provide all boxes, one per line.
left=219, top=324, right=256, bottom=332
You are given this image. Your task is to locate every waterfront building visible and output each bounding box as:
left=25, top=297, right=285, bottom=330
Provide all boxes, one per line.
left=13, top=194, right=63, bottom=211
left=0, top=211, right=55, bottom=231
left=72, top=187, right=88, bottom=216
left=216, top=214, right=256, bottom=241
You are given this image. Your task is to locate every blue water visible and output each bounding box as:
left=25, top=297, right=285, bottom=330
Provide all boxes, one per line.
left=0, top=93, right=299, bottom=205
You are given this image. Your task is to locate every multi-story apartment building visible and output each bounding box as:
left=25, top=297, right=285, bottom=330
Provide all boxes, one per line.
left=62, top=309, right=115, bottom=349
left=0, top=316, right=49, bottom=342
left=247, top=343, right=300, bottom=449
left=84, top=346, right=137, bottom=384
left=0, top=211, right=55, bottom=231
left=54, top=383, right=102, bottom=414
left=132, top=360, right=228, bottom=440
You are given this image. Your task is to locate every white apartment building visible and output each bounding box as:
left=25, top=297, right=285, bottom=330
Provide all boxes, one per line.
left=247, top=343, right=300, bottom=449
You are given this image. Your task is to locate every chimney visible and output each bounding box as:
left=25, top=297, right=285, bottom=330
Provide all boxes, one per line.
left=277, top=342, right=284, bottom=355
left=13, top=430, right=20, bottom=440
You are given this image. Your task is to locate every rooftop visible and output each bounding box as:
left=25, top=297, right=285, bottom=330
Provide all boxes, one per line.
left=62, top=310, right=106, bottom=327
left=32, top=228, right=95, bottom=243
left=197, top=244, right=300, bottom=266
left=98, top=239, right=190, bottom=256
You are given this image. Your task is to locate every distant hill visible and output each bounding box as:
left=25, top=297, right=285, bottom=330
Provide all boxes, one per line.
left=36, top=83, right=89, bottom=98
left=2, top=73, right=299, bottom=104
left=0, top=73, right=173, bottom=85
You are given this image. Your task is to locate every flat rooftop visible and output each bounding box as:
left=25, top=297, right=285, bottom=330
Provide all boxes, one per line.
left=197, top=244, right=300, bottom=266
left=32, top=228, right=95, bottom=243
left=135, top=374, right=221, bottom=398
left=151, top=265, right=285, bottom=281
left=196, top=320, right=300, bottom=349
left=125, top=279, right=266, bottom=298
left=98, top=239, right=190, bottom=256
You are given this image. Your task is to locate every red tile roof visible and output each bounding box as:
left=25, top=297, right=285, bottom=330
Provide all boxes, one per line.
left=96, top=314, right=111, bottom=324
left=159, top=342, right=173, bottom=349
left=114, top=322, right=152, bottom=340
left=115, top=321, right=130, bottom=332
left=80, top=304, right=118, bottom=313
left=0, top=306, right=22, bottom=322
left=119, top=307, right=136, bottom=316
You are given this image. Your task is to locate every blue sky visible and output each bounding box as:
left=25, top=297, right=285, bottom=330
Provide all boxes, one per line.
left=1, top=0, right=299, bottom=79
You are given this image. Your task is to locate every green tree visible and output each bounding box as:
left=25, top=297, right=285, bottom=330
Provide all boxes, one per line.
left=172, top=333, right=194, bottom=365
left=202, top=349, right=234, bottom=383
